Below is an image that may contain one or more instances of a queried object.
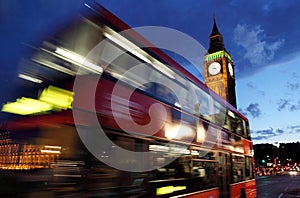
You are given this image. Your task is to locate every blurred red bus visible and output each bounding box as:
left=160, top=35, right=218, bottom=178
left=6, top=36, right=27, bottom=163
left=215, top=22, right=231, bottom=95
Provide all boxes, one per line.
left=0, top=2, right=256, bottom=198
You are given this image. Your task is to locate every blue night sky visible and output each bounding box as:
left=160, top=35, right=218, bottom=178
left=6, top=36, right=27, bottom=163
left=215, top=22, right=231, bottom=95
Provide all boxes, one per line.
left=0, top=0, right=300, bottom=145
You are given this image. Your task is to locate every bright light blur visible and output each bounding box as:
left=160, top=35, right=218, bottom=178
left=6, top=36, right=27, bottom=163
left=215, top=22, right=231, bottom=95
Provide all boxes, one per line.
left=197, top=122, right=206, bottom=142
left=1, top=97, right=53, bottom=115
left=104, top=26, right=175, bottom=79
left=165, top=122, right=195, bottom=140
left=164, top=122, right=180, bottom=139
left=156, top=185, right=186, bottom=195
left=151, top=60, right=175, bottom=79
left=103, top=26, right=152, bottom=64
left=149, top=144, right=190, bottom=155
left=1, top=86, right=73, bottom=115
left=39, top=85, right=74, bottom=109
left=289, top=171, right=298, bottom=176
left=55, top=47, right=103, bottom=74
left=18, top=73, right=43, bottom=83
left=40, top=150, right=61, bottom=154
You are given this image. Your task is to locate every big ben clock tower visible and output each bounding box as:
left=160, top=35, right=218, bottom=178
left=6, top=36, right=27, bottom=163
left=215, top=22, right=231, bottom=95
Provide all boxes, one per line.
left=203, top=17, right=237, bottom=108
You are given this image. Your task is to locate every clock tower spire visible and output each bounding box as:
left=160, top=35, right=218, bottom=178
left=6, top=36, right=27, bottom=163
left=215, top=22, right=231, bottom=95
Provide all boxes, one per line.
left=203, top=17, right=237, bottom=108
left=208, top=16, right=225, bottom=53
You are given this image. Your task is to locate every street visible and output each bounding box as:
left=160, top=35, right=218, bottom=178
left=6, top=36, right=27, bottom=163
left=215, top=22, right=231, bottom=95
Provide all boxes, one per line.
left=256, top=172, right=300, bottom=198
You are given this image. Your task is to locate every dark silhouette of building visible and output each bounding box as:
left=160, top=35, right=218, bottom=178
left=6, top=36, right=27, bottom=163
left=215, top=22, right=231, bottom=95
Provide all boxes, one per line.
left=278, top=142, right=300, bottom=165
left=254, top=142, right=300, bottom=167
left=253, top=144, right=278, bottom=167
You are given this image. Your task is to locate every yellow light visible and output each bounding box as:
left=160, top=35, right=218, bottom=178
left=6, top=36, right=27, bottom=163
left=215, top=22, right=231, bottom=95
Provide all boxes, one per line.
left=39, top=85, right=74, bottom=109
left=157, top=186, right=174, bottom=195
left=1, top=86, right=73, bottom=115
left=1, top=97, right=53, bottom=115
left=156, top=186, right=186, bottom=195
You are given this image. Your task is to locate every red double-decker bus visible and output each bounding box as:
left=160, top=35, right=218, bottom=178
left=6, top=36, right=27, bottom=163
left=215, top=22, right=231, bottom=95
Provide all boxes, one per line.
left=0, top=2, right=256, bottom=197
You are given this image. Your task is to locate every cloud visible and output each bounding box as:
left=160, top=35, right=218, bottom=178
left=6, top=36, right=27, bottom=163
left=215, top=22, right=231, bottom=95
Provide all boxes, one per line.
left=287, top=125, right=300, bottom=133
left=277, top=99, right=290, bottom=111
left=252, top=135, right=268, bottom=141
left=276, top=129, right=284, bottom=134
left=239, top=103, right=261, bottom=118
left=286, top=82, right=300, bottom=91
left=252, top=125, right=299, bottom=142
left=257, top=128, right=276, bottom=136
left=290, top=101, right=300, bottom=112
left=252, top=127, right=285, bottom=141
left=233, top=24, right=284, bottom=65
left=252, top=128, right=274, bottom=140
left=245, top=103, right=261, bottom=118
left=277, top=99, right=300, bottom=112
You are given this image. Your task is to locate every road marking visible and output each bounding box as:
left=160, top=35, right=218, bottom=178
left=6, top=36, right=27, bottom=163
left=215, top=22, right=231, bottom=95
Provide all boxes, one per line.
left=277, top=193, right=283, bottom=198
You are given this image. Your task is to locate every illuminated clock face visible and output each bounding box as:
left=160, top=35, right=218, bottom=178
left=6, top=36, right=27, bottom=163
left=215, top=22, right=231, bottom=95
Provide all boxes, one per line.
left=228, top=62, right=234, bottom=76
left=208, top=62, right=221, bottom=75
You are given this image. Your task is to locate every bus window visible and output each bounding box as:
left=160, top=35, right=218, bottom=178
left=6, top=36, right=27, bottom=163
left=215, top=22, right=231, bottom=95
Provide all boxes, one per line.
left=143, top=82, right=177, bottom=104
left=242, top=120, right=250, bottom=138
left=191, top=150, right=218, bottom=189
left=192, top=84, right=214, bottom=122
left=96, top=37, right=189, bottom=105
left=223, top=116, right=231, bottom=131
left=146, top=68, right=189, bottom=108
left=148, top=145, right=218, bottom=195
left=214, top=102, right=226, bottom=127
left=232, top=154, right=245, bottom=183
left=245, top=156, right=254, bottom=180
left=246, top=122, right=251, bottom=139
left=231, top=116, right=248, bottom=138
